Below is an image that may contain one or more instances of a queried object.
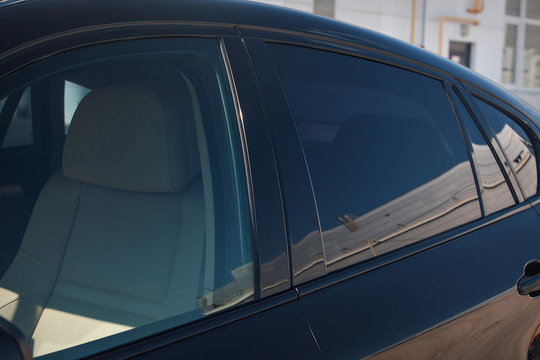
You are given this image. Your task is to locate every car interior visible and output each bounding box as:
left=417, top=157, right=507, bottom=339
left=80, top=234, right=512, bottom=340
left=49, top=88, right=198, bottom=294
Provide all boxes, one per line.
left=0, top=47, right=253, bottom=358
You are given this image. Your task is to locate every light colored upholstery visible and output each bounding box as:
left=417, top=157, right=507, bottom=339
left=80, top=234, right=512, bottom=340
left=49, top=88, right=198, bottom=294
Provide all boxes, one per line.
left=63, top=86, right=200, bottom=192
left=0, top=84, right=205, bottom=356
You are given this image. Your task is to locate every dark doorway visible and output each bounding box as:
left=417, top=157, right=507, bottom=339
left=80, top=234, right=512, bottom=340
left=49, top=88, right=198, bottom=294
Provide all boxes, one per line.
left=449, top=41, right=472, bottom=67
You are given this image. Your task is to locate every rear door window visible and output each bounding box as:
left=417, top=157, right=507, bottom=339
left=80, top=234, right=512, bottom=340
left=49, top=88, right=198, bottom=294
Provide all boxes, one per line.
left=267, top=43, right=481, bottom=272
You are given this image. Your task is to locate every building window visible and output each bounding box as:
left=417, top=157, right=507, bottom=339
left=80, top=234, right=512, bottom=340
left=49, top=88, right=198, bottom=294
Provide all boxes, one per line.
left=449, top=41, right=473, bottom=67
left=503, top=24, right=518, bottom=84
left=504, top=0, right=540, bottom=89
left=523, top=24, right=540, bottom=87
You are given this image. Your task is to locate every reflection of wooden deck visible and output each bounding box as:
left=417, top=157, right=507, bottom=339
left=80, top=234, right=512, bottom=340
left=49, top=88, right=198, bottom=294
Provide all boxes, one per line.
left=367, top=289, right=537, bottom=359
left=322, top=161, right=480, bottom=269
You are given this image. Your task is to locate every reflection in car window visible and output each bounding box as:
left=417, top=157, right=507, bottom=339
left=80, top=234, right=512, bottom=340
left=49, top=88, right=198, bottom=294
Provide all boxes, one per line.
left=268, top=44, right=481, bottom=272
left=449, top=89, right=515, bottom=215
left=2, top=87, right=33, bottom=148
left=0, top=39, right=252, bottom=358
left=64, top=81, right=91, bottom=134
left=473, top=97, right=538, bottom=199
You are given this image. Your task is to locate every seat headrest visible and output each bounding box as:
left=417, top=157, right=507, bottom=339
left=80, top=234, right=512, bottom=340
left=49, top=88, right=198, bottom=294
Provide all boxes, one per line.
left=63, top=84, right=200, bottom=192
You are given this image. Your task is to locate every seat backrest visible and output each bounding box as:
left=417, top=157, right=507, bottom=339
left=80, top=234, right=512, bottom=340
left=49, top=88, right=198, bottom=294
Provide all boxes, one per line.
left=0, top=82, right=205, bottom=356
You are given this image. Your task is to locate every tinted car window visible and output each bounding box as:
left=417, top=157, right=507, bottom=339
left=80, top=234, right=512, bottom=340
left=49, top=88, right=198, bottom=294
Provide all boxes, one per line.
left=473, top=97, right=538, bottom=199
left=2, top=87, right=33, bottom=149
left=448, top=88, right=515, bottom=215
left=0, top=38, right=253, bottom=358
left=267, top=43, right=481, bottom=271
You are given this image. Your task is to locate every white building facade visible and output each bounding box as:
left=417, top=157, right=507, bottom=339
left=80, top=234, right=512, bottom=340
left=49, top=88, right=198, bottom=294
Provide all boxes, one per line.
left=250, top=0, right=540, bottom=110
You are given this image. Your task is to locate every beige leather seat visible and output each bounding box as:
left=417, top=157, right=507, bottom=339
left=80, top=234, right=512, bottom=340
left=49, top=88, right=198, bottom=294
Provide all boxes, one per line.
left=0, top=83, right=205, bottom=356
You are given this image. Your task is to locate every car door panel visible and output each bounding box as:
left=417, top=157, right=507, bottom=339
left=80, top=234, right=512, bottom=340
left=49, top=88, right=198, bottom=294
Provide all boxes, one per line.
left=367, top=288, right=537, bottom=359
left=129, top=298, right=321, bottom=360
left=299, top=206, right=540, bottom=359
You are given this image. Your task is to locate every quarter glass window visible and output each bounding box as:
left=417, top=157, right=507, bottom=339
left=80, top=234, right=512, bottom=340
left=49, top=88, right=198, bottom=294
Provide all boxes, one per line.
left=0, top=39, right=253, bottom=358
left=449, top=89, right=515, bottom=214
left=473, top=97, right=538, bottom=198
left=268, top=44, right=481, bottom=272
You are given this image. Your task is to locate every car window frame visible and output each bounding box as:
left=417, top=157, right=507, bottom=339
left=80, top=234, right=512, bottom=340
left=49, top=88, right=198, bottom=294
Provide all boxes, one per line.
left=241, top=30, right=536, bottom=293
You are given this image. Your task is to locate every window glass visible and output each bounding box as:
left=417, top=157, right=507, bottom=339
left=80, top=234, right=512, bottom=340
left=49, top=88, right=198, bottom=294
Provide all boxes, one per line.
left=503, top=24, right=518, bottom=85
left=449, top=89, right=515, bottom=214
left=268, top=44, right=481, bottom=272
left=527, top=0, right=540, bottom=20
left=506, top=0, right=520, bottom=16
left=2, top=87, right=33, bottom=148
left=0, top=39, right=252, bottom=358
left=523, top=24, right=540, bottom=88
left=64, top=81, right=91, bottom=134
left=474, top=97, right=538, bottom=198
left=0, top=97, right=6, bottom=112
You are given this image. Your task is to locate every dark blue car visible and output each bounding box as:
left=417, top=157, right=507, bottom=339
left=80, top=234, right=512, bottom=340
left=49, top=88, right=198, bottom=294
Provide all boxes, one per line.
left=1, top=0, right=540, bottom=358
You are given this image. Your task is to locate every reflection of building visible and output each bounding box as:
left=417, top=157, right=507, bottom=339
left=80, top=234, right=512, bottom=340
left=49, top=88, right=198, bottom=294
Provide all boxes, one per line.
left=321, top=161, right=480, bottom=271
left=494, top=123, right=537, bottom=196
left=289, top=122, right=536, bottom=275
left=250, top=0, right=540, bottom=110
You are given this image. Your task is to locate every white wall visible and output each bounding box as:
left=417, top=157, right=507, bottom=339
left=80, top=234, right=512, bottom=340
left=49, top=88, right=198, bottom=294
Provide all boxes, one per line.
left=254, top=0, right=313, bottom=12
left=335, top=0, right=506, bottom=81
left=249, top=0, right=540, bottom=110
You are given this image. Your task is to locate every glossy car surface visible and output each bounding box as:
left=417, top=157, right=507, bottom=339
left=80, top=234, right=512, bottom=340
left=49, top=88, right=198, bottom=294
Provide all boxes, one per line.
left=1, top=0, right=540, bottom=359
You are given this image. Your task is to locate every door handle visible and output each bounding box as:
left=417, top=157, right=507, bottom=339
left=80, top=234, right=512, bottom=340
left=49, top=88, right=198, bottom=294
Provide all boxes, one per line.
left=517, top=260, right=540, bottom=297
